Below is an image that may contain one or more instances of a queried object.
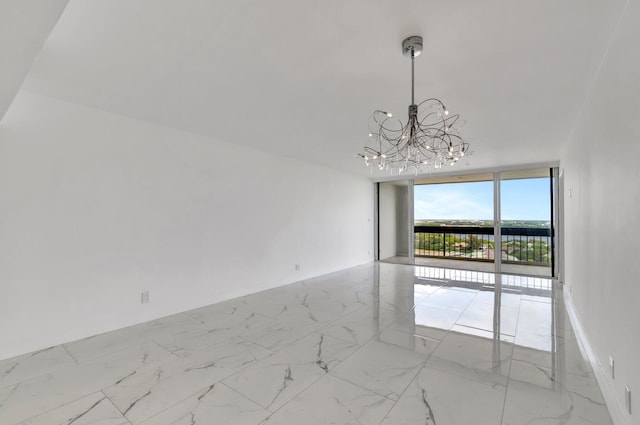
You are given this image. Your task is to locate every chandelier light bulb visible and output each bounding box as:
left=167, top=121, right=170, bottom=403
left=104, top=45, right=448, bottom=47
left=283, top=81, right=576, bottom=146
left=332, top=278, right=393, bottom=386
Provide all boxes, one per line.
left=357, top=35, right=471, bottom=174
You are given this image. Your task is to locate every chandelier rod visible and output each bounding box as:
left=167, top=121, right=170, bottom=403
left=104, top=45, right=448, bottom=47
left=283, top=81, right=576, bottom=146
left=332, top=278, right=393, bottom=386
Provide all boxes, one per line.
left=411, top=49, right=415, bottom=105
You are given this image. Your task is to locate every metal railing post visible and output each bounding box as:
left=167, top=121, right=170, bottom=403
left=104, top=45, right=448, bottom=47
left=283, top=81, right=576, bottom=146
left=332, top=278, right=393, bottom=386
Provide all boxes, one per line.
left=443, top=232, right=446, bottom=257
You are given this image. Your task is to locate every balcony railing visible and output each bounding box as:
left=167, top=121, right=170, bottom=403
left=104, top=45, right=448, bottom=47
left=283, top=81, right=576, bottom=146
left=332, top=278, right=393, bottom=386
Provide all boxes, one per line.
left=414, top=225, right=552, bottom=266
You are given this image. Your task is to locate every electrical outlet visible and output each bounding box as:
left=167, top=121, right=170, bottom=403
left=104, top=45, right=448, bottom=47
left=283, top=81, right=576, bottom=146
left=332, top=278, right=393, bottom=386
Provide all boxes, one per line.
left=609, top=356, right=615, bottom=379
left=141, top=291, right=150, bottom=304
left=625, top=386, right=631, bottom=415
left=295, top=263, right=300, bottom=271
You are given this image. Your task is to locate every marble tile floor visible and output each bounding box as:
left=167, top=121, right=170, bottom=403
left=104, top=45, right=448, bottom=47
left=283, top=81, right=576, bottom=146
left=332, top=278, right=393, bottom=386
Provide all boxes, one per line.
left=0, top=263, right=612, bottom=424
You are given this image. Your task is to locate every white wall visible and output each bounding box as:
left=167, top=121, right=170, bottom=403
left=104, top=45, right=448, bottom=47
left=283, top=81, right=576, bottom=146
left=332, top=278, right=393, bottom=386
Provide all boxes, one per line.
left=0, top=91, right=374, bottom=360
left=562, top=2, right=640, bottom=423
left=378, top=183, right=397, bottom=260
left=378, top=182, right=409, bottom=260
left=395, top=185, right=409, bottom=256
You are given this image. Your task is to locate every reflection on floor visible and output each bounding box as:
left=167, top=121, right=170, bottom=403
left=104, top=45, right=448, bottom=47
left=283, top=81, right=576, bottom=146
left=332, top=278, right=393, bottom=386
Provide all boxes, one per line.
left=383, top=255, right=552, bottom=277
left=0, top=263, right=612, bottom=424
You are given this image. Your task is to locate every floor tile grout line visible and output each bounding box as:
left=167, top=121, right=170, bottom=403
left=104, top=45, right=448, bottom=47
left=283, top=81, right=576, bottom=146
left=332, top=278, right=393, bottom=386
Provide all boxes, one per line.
left=62, top=339, right=161, bottom=366
left=147, top=338, right=182, bottom=361
left=116, top=330, right=332, bottom=420
left=59, top=316, right=207, bottom=365
left=109, top=302, right=381, bottom=420
left=374, top=364, right=427, bottom=425
left=499, top=292, right=522, bottom=425
left=323, top=314, right=443, bottom=406
left=60, top=344, right=79, bottom=365
left=105, top=376, right=245, bottom=424
left=314, top=298, right=433, bottom=350
left=236, top=329, right=315, bottom=354
left=252, top=367, right=333, bottom=418
left=85, top=326, right=264, bottom=421
left=0, top=345, right=81, bottom=392
left=101, top=334, right=282, bottom=421
left=100, top=390, right=134, bottom=425
left=9, top=390, right=115, bottom=425
left=319, top=326, right=372, bottom=350
left=326, top=371, right=404, bottom=403
left=510, top=356, right=596, bottom=380
left=226, top=325, right=399, bottom=417
left=217, top=381, right=273, bottom=415
left=0, top=379, right=21, bottom=392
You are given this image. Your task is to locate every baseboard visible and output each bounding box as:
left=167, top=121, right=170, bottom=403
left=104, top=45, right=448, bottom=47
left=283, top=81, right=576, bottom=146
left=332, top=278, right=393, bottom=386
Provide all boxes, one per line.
left=564, top=290, right=630, bottom=425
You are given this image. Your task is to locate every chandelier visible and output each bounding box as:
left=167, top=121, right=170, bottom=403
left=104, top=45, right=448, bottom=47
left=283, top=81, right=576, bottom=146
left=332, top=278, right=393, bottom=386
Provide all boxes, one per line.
left=358, top=36, right=470, bottom=174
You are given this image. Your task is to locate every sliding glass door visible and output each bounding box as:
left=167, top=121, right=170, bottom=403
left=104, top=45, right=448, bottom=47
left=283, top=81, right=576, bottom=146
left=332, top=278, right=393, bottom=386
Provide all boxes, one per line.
left=499, top=169, right=553, bottom=277
left=413, top=174, right=494, bottom=270
left=383, top=167, right=560, bottom=276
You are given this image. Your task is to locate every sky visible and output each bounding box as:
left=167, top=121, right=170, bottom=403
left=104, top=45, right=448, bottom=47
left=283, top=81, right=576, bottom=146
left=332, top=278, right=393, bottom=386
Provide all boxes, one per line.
left=414, top=178, right=551, bottom=221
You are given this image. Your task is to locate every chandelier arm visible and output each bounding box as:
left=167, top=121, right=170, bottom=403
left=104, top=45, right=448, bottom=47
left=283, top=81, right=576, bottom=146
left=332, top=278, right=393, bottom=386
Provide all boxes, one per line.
left=363, top=147, right=380, bottom=156
left=444, top=114, right=460, bottom=127
left=416, top=99, right=450, bottom=126
left=418, top=117, right=444, bottom=128
left=372, top=110, right=390, bottom=119
left=373, top=116, right=407, bottom=133
left=444, top=133, right=464, bottom=143
left=418, top=98, right=446, bottom=106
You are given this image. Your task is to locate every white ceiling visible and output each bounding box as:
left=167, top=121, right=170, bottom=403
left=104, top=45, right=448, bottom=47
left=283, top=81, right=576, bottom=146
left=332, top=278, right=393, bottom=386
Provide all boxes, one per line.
left=2, top=0, right=631, bottom=178
left=0, top=0, right=68, bottom=119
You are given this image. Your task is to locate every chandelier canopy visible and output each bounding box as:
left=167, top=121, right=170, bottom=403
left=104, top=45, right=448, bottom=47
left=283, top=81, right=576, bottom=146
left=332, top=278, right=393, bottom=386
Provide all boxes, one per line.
left=358, top=36, right=470, bottom=174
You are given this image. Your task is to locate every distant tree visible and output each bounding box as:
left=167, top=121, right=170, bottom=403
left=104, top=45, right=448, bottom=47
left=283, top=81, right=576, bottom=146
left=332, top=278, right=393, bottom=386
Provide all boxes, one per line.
left=468, top=235, right=482, bottom=251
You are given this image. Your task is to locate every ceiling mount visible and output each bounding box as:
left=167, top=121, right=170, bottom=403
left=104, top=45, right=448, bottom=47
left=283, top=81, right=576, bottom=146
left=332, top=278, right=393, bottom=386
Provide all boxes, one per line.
left=402, top=35, right=423, bottom=58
